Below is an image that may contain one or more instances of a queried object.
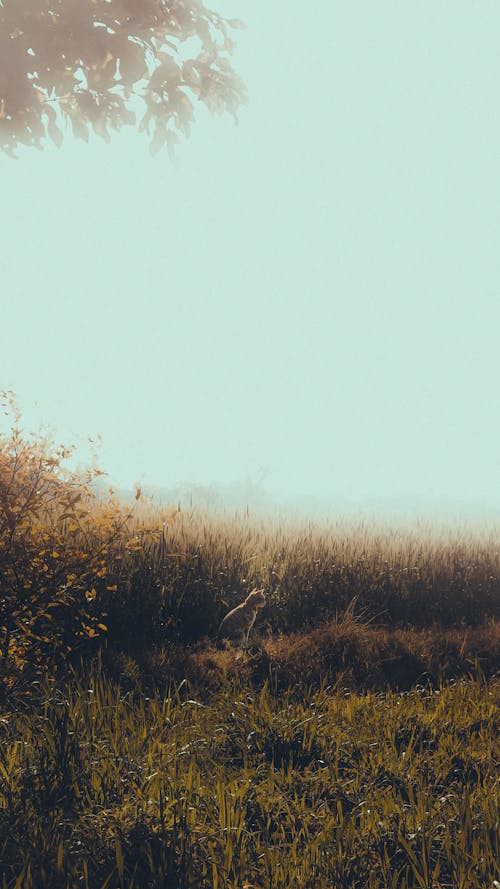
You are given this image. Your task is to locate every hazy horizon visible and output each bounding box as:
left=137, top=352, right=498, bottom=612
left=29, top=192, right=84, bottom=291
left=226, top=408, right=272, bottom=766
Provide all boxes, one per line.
left=2, top=2, right=500, bottom=512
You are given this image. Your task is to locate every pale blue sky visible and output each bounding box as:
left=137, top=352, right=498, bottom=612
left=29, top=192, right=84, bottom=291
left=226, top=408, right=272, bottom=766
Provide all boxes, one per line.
left=1, top=2, right=500, bottom=506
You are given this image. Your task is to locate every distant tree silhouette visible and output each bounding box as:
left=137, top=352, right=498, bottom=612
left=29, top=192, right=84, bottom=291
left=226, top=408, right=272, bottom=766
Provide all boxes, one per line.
left=0, top=0, right=246, bottom=157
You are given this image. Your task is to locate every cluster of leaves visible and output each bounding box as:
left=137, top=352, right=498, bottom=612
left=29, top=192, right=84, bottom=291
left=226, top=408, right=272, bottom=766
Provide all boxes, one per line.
left=0, top=670, right=498, bottom=887
left=0, top=392, right=133, bottom=696
left=0, top=0, right=246, bottom=157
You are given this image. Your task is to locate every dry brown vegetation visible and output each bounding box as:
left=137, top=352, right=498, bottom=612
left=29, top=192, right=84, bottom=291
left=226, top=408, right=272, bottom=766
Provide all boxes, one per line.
left=1, top=403, right=499, bottom=887
left=1, top=401, right=499, bottom=698
left=107, top=610, right=499, bottom=702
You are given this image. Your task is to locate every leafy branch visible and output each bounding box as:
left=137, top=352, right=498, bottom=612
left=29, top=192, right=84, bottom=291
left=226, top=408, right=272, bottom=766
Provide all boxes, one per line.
left=0, top=0, right=247, bottom=157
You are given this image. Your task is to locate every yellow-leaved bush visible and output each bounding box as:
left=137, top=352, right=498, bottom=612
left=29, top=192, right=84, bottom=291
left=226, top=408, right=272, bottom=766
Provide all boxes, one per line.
left=0, top=392, right=132, bottom=693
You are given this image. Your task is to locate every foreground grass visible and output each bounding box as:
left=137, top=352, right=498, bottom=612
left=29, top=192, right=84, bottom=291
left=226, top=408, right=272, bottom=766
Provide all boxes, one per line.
left=0, top=670, right=498, bottom=888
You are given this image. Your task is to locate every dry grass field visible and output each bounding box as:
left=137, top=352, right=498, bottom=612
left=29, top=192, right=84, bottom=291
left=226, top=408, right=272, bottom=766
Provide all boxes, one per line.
left=0, top=420, right=499, bottom=887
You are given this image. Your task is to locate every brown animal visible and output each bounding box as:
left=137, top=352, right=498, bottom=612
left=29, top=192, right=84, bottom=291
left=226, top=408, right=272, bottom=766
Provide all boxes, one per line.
left=217, top=589, right=266, bottom=648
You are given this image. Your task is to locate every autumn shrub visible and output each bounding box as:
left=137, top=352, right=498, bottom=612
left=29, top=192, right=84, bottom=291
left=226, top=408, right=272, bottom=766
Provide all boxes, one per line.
left=0, top=393, right=132, bottom=695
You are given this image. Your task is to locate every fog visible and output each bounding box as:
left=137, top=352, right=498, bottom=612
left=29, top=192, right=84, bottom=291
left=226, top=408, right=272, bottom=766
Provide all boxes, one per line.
left=2, top=1, right=500, bottom=515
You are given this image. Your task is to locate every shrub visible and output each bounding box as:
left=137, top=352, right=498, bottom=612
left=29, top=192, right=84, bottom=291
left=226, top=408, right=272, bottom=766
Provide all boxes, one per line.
left=0, top=392, right=130, bottom=694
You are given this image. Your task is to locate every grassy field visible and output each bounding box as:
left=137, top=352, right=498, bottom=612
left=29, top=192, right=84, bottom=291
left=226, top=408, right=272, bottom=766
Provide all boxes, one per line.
left=0, top=669, right=498, bottom=888
left=0, top=423, right=499, bottom=887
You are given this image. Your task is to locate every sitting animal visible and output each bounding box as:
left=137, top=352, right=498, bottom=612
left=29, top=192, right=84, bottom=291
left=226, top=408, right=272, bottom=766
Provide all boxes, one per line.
left=217, top=588, right=266, bottom=648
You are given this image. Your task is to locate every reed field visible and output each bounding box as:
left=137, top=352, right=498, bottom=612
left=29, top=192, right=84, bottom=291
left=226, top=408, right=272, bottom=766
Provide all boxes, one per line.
left=0, top=417, right=499, bottom=886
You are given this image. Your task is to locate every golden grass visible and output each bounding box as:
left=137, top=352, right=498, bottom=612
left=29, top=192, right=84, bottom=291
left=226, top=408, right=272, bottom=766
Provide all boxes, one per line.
left=96, top=506, right=500, bottom=653
left=1, top=424, right=499, bottom=887
left=0, top=669, right=498, bottom=888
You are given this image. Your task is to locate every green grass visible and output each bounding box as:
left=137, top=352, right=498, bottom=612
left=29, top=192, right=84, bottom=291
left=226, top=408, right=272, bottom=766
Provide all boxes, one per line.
left=0, top=669, right=498, bottom=888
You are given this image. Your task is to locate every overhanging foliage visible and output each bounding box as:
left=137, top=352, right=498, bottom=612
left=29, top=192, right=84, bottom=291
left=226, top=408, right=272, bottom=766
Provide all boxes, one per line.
left=0, top=0, right=246, bottom=156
